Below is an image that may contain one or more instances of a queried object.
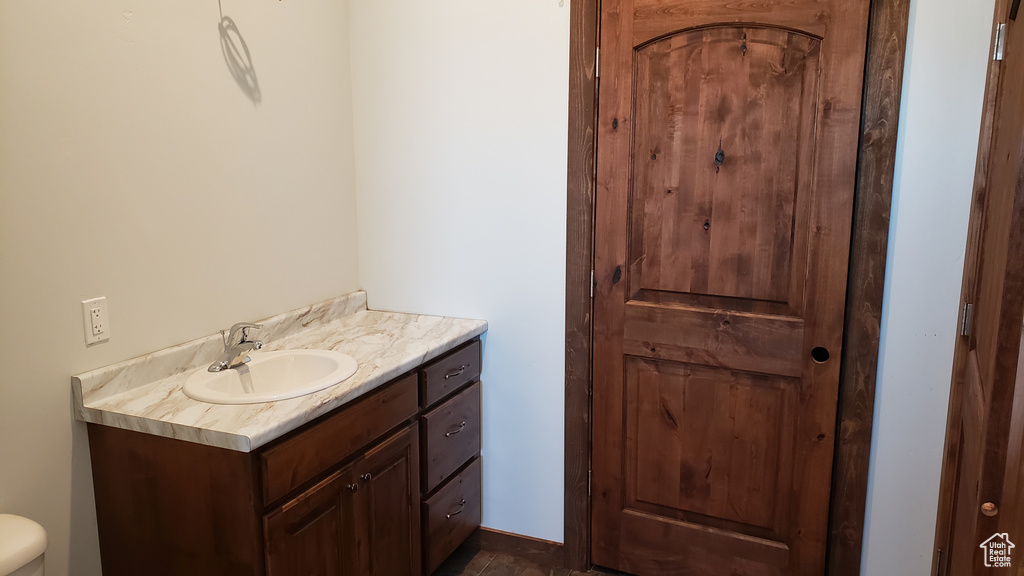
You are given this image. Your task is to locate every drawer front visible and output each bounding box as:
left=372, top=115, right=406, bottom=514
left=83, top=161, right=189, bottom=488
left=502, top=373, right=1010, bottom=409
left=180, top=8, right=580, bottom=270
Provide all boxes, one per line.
left=260, top=373, right=418, bottom=506
left=423, top=457, right=482, bottom=574
left=421, top=381, right=481, bottom=493
left=420, top=340, right=481, bottom=408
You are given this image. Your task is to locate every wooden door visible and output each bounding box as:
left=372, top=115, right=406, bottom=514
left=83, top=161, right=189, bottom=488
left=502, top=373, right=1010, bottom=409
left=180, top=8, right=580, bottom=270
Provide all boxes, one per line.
left=591, top=0, right=872, bottom=573
left=265, top=425, right=420, bottom=576
left=350, top=424, right=421, bottom=576
left=264, top=466, right=357, bottom=576
left=935, top=2, right=1024, bottom=573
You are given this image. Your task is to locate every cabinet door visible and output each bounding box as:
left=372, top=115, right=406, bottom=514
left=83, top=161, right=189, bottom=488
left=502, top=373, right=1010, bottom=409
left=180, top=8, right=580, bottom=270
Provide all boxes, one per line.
left=264, top=467, right=358, bottom=576
left=351, top=424, right=422, bottom=576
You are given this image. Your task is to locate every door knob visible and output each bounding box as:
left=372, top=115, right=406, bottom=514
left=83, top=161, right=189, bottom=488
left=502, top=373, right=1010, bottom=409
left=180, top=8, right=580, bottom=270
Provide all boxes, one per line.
left=982, top=502, right=999, bottom=517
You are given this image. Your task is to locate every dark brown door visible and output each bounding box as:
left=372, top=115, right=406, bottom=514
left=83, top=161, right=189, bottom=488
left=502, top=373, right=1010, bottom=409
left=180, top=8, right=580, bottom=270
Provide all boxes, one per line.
left=264, top=425, right=420, bottom=576
left=935, top=3, right=1024, bottom=573
left=264, top=466, right=355, bottom=576
left=351, top=424, right=421, bottom=576
left=591, top=0, right=872, bottom=573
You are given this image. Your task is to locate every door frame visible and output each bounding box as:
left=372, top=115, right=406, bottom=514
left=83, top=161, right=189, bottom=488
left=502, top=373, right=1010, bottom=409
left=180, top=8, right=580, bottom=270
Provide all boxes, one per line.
left=563, top=0, right=912, bottom=573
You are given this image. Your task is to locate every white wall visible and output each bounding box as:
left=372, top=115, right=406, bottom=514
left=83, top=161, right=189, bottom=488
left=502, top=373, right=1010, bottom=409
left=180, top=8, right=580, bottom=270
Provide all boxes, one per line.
left=861, top=0, right=996, bottom=573
left=350, top=0, right=570, bottom=542
left=0, top=1, right=360, bottom=574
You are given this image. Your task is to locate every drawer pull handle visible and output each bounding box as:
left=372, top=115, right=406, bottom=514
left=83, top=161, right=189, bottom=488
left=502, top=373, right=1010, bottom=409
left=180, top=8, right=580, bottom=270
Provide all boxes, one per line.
left=445, top=422, right=467, bottom=437
left=348, top=483, right=359, bottom=493
left=361, top=473, right=372, bottom=482
left=444, top=365, right=469, bottom=380
left=447, top=499, right=466, bottom=519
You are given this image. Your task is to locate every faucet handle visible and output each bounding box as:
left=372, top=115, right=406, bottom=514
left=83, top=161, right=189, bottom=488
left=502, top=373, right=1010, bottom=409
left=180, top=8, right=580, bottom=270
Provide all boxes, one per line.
left=225, top=322, right=263, bottom=347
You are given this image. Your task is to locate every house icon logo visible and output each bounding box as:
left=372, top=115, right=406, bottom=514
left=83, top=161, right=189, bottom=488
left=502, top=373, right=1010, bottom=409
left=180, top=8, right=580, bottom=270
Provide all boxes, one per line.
left=980, top=533, right=1015, bottom=568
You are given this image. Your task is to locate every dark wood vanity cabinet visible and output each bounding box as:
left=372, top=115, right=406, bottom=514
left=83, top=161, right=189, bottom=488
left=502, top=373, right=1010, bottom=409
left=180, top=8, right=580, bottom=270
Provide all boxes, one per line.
left=87, top=338, right=481, bottom=576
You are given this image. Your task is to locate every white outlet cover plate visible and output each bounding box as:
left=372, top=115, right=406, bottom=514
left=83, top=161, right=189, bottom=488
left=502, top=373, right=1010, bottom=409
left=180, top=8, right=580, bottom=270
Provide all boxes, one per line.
left=81, top=297, right=110, bottom=345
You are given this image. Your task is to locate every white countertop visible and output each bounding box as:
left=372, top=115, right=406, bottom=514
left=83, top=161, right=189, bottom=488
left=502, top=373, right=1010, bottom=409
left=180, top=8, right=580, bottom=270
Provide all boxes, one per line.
left=72, top=291, right=487, bottom=452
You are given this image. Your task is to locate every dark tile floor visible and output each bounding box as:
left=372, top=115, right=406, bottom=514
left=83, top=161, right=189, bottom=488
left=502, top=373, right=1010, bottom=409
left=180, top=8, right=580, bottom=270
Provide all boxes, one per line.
left=434, top=544, right=614, bottom=576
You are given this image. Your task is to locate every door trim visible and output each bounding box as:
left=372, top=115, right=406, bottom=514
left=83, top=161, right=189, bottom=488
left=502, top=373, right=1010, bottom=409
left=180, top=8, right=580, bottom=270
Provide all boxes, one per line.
left=563, top=0, right=912, bottom=573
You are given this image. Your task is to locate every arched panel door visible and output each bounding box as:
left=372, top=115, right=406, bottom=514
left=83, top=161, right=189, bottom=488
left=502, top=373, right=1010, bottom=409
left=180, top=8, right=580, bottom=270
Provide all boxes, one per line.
left=591, top=1, right=872, bottom=574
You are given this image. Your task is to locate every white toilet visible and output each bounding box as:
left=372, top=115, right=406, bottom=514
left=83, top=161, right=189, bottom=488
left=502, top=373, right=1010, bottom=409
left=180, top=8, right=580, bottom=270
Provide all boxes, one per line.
left=0, top=515, right=46, bottom=576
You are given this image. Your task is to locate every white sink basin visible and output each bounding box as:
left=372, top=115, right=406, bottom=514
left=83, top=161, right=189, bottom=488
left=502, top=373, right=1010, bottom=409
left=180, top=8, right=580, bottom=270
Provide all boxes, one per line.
left=183, top=349, right=358, bottom=404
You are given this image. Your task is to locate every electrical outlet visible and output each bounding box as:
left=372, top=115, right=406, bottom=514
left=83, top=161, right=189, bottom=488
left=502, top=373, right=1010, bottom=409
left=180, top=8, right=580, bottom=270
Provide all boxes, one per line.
left=90, top=307, right=104, bottom=335
left=82, top=297, right=110, bottom=345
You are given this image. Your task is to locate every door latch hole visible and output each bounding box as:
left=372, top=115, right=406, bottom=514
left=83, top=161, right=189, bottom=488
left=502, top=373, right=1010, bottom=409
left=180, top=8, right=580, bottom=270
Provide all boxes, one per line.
left=811, top=347, right=830, bottom=363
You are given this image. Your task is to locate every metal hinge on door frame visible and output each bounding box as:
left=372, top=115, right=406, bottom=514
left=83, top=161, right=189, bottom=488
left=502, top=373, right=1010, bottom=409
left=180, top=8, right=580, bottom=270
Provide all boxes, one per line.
left=962, top=302, right=975, bottom=337
left=595, top=47, right=600, bottom=78
left=995, top=22, right=1007, bottom=61
left=934, top=548, right=945, bottom=576
left=588, top=469, right=592, bottom=496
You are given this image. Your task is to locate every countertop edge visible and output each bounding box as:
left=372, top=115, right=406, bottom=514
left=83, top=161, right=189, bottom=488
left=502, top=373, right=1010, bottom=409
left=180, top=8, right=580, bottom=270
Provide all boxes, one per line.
left=77, top=406, right=254, bottom=452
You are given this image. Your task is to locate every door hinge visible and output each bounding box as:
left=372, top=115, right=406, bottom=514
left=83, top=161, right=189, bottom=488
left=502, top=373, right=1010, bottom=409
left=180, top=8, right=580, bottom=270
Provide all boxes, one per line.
left=962, top=302, right=975, bottom=337
left=595, top=47, right=600, bottom=78
left=935, top=548, right=945, bottom=576
left=588, top=469, right=592, bottom=496
left=995, top=22, right=1007, bottom=61
left=590, top=269, right=595, bottom=298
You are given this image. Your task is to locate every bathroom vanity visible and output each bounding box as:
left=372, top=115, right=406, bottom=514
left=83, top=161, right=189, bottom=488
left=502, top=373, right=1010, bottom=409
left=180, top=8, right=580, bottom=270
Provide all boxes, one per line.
left=72, top=292, right=486, bottom=576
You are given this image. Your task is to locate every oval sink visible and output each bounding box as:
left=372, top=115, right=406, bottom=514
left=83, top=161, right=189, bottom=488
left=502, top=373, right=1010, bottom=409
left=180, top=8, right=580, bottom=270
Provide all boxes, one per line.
left=183, top=349, right=358, bottom=404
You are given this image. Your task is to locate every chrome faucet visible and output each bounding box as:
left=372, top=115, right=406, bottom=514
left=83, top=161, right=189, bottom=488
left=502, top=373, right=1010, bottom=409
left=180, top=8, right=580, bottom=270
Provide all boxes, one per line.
left=208, top=322, right=264, bottom=372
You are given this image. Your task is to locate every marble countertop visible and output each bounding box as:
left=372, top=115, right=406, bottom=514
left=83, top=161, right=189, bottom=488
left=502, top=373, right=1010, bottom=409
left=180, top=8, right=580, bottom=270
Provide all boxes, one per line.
left=72, top=292, right=487, bottom=452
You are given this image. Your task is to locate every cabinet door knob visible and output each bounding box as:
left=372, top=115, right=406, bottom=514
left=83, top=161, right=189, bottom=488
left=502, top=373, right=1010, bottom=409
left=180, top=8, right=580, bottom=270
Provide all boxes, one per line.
left=361, top=473, right=372, bottom=482
left=348, top=483, right=359, bottom=493
left=446, top=499, right=466, bottom=519
left=445, top=422, right=467, bottom=438
left=982, top=502, right=999, bottom=517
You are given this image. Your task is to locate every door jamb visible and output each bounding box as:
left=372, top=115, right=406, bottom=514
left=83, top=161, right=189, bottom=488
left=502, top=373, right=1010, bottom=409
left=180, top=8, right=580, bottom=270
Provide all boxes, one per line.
left=563, top=1, right=912, bottom=573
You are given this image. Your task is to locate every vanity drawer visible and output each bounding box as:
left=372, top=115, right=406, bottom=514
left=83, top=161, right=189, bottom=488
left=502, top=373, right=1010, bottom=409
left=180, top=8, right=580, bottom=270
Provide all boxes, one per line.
left=420, top=340, right=481, bottom=408
left=423, top=457, right=482, bottom=574
left=421, top=381, right=481, bottom=493
left=260, top=373, right=418, bottom=506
